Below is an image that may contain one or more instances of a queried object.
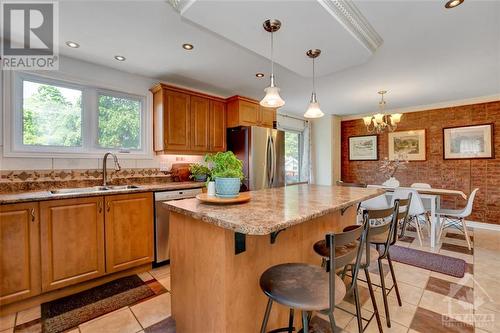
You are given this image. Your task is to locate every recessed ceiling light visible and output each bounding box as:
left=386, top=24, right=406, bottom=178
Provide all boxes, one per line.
left=445, top=0, right=464, bottom=8
left=65, top=41, right=80, bottom=48
left=255, top=73, right=265, bottom=78
left=114, top=55, right=126, bottom=61
left=182, top=43, right=194, bottom=50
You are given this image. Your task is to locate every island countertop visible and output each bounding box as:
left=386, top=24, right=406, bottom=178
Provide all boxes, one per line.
left=164, top=184, right=385, bottom=235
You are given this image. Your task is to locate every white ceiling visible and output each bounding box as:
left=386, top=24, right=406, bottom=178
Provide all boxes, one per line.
left=180, top=0, right=377, bottom=77
left=54, top=0, right=500, bottom=116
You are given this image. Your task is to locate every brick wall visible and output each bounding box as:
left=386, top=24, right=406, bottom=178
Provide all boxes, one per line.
left=341, top=101, right=500, bottom=224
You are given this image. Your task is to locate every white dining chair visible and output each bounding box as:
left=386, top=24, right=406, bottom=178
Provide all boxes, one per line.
left=411, top=183, right=432, bottom=188
left=391, top=188, right=429, bottom=245
left=437, top=188, right=479, bottom=250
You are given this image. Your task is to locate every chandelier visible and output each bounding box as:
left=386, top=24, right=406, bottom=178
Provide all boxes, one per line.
left=363, top=91, right=402, bottom=133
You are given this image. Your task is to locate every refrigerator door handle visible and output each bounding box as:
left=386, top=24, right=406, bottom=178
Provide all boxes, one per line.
left=270, top=135, right=276, bottom=186
left=266, top=135, right=273, bottom=187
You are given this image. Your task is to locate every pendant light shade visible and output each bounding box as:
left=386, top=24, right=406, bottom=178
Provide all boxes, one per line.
left=304, top=93, right=324, bottom=118
left=304, top=49, right=324, bottom=118
left=260, top=19, right=285, bottom=108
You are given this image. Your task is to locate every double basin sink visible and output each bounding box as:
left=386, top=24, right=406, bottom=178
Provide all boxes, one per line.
left=50, top=185, right=141, bottom=195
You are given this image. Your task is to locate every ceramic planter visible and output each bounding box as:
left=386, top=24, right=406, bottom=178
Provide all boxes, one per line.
left=214, top=178, right=240, bottom=198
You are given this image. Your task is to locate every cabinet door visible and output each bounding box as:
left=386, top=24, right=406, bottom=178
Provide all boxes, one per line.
left=239, top=100, right=260, bottom=125
left=0, top=203, right=40, bottom=304
left=165, top=90, right=191, bottom=151
left=209, top=100, right=226, bottom=152
left=40, top=197, right=105, bottom=291
left=105, top=193, right=153, bottom=273
left=190, top=96, right=210, bottom=152
left=259, top=106, right=276, bottom=128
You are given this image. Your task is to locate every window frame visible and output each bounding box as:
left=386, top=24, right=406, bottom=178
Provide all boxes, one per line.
left=283, top=129, right=304, bottom=185
left=4, top=71, right=151, bottom=159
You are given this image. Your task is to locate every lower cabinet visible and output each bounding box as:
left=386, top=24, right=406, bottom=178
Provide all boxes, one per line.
left=0, top=192, right=154, bottom=306
left=0, top=203, right=41, bottom=304
left=104, top=192, right=153, bottom=273
left=40, top=197, right=105, bottom=292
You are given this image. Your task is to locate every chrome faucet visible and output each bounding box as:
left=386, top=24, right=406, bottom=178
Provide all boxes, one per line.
left=102, top=152, right=121, bottom=186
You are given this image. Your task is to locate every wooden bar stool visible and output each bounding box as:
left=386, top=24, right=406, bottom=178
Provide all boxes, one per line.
left=259, top=219, right=369, bottom=333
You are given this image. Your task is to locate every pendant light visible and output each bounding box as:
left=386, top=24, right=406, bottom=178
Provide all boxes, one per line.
left=260, top=19, right=285, bottom=108
left=304, top=49, right=324, bottom=118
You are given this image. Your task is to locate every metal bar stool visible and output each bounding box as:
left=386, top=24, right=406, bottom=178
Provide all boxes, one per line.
left=259, top=219, right=369, bottom=333
left=367, top=196, right=411, bottom=328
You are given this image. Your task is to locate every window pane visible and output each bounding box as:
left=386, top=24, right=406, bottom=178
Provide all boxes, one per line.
left=22, top=80, right=82, bottom=146
left=284, top=131, right=300, bottom=184
left=98, top=94, right=141, bottom=149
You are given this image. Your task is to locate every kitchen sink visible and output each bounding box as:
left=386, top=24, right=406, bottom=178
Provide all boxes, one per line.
left=50, top=185, right=140, bottom=195
left=105, top=185, right=140, bottom=190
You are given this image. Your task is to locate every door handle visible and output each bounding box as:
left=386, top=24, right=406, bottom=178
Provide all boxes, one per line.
left=30, top=208, right=35, bottom=222
left=98, top=201, right=103, bottom=213
left=106, top=201, right=111, bottom=212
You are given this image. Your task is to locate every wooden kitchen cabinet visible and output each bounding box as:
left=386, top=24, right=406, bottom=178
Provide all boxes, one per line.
left=40, top=197, right=105, bottom=292
left=227, top=95, right=276, bottom=128
left=209, top=100, right=226, bottom=151
left=190, top=96, right=210, bottom=152
left=0, top=203, right=41, bottom=304
left=104, top=192, right=153, bottom=273
left=151, top=83, right=227, bottom=154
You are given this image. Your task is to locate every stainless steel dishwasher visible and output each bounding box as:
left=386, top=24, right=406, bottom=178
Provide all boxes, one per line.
left=154, top=188, right=202, bottom=266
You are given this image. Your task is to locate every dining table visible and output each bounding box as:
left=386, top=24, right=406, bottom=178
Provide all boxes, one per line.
left=367, top=185, right=468, bottom=248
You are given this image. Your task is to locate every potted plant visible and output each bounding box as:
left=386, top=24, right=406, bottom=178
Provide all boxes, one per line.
left=205, top=151, right=244, bottom=198
left=189, top=163, right=211, bottom=182
left=379, top=154, right=409, bottom=187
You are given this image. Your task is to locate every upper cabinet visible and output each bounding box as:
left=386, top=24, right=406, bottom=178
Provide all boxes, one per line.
left=226, top=96, right=276, bottom=129
left=151, top=83, right=226, bottom=154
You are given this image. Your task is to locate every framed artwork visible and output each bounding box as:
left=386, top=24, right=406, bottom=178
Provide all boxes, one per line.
left=349, top=135, right=378, bottom=161
left=388, top=129, right=426, bottom=161
left=443, top=124, right=494, bottom=160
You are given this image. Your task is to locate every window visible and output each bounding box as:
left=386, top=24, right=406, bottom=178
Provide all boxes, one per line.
left=284, top=131, right=302, bottom=184
left=22, top=80, right=83, bottom=147
left=8, top=72, right=149, bottom=158
left=98, top=94, right=142, bottom=150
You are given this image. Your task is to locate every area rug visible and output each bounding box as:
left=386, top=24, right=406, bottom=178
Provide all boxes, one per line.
left=388, top=245, right=467, bottom=278
left=41, top=275, right=157, bottom=333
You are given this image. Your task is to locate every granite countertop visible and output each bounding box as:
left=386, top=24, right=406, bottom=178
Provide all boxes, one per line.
left=0, top=182, right=205, bottom=204
left=164, top=184, right=385, bottom=235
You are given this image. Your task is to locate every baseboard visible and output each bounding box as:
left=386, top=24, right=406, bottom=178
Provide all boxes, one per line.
left=465, top=220, right=500, bottom=231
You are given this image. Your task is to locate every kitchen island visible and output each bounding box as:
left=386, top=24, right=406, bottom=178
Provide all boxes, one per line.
left=164, top=184, right=384, bottom=333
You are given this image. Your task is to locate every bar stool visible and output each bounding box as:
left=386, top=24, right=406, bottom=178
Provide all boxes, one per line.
left=259, top=219, right=369, bottom=333
left=313, top=201, right=401, bottom=333
left=368, top=197, right=411, bottom=328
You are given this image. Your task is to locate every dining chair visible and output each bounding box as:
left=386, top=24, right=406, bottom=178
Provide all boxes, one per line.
left=392, top=188, right=429, bottom=246
left=437, top=188, right=479, bottom=250
left=259, top=219, right=369, bottom=333
left=410, top=183, right=432, bottom=188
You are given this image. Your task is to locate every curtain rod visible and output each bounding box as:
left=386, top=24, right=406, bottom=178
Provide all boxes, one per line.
left=277, top=113, right=309, bottom=123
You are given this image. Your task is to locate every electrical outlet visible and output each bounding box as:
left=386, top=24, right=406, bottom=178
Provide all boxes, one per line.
left=159, top=161, right=169, bottom=172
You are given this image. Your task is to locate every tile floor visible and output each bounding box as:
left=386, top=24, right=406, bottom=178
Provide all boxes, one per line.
left=1, top=227, right=499, bottom=333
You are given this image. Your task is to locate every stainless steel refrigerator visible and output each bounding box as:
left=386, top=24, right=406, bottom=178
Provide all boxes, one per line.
left=227, top=126, right=285, bottom=191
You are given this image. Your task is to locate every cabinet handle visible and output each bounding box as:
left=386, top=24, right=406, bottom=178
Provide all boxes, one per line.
left=106, top=201, right=111, bottom=212
left=98, top=201, right=103, bottom=213
left=30, top=208, right=35, bottom=222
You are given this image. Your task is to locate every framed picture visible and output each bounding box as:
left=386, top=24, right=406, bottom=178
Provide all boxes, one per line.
left=443, top=124, right=494, bottom=160
left=349, top=135, right=378, bottom=161
left=388, top=129, right=426, bottom=161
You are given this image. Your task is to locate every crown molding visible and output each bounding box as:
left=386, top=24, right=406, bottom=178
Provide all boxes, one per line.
left=167, top=0, right=194, bottom=14
left=340, top=93, right=500, bottom=121
left=317, top=0, right=383, bottom=53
